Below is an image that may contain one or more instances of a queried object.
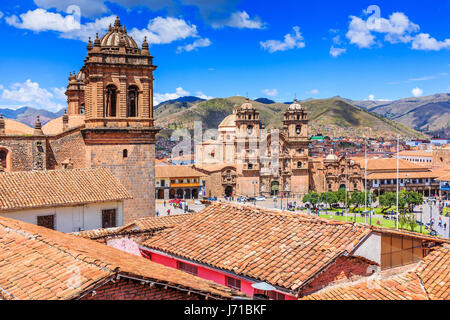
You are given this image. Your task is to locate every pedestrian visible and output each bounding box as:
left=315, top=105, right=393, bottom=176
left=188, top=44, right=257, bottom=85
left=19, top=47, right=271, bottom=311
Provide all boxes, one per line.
left=167, top=209, right=170, bottom=215
left=444, top=222, right=447, bottom=230
left=164, top=200, right=166, bottom=207
left=156, top=211, right=159, bottom=216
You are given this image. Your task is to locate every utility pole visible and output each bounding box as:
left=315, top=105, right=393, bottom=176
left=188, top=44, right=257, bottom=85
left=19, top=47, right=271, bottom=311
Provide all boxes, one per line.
left=364, top=138, right=367, bottom=224
left=396, top=135, right=399, bottom=230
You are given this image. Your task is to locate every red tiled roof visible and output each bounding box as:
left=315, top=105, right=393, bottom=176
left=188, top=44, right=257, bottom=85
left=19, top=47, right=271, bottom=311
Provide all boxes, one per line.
left=155, top=165, right=205, bottom=178
left=74, top=214, right=195, bottom=241
left=302, top=272, right=428, bottom=300
left=415, top=245, right=449, bottom=300
left=0, top=168, right=131, bottom=211
left=302, top=245, right=449, bottom=300
left=142, top=202, right=372, bottom=294
left=0, top=216, right=245, bottom=300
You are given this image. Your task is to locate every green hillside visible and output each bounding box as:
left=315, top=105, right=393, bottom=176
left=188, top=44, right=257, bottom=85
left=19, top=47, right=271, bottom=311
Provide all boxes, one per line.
left=154, top=96, right=427, bottom=139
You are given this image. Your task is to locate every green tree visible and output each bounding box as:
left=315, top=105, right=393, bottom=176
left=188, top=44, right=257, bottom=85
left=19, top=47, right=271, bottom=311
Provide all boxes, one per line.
left=379, top=192, right=396, bottom=214
left=320, top=191, right=339, bottom=209
left=336, top=188, right=347, bottom=206
left=399, top=211, right=418, bottom=232
left=303, top=191, right=320, bottom=209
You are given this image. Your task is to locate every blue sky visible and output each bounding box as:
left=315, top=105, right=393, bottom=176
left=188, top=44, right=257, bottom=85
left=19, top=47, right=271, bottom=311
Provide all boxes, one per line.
left=0, top=0, right=449, bottom=111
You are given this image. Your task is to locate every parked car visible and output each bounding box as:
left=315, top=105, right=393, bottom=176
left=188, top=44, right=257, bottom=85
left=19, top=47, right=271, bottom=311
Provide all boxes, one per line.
left=256, top=196, right=266, bottom=201
left=194, top=200, right=202, bottom=205
left=429, top=229, right=438, bottom=236
left=247, top=197, right=256, bottom=201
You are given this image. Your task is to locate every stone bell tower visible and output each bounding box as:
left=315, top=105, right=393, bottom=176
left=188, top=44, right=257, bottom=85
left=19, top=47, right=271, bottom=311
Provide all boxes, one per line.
left=80, top=17, right=159, bottom=223
left=282, top=99, right=309, bottom=196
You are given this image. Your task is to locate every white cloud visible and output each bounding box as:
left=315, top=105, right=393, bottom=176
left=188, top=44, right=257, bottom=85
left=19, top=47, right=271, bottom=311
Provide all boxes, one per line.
left=0, top=11, right=4, bottom=20
left=130, top=16, right=198, bottom=45
left=34, top=0, right=109, bottom=17
left=412, top=87, right=423, bottom=97
left=329, top=46, right=346, bottom=57
left=1, top=79, right=65, bottom=112
left=309, top=89, right=319, bottom=95
left=346, top=7, right=449, bottom=51
left=411, top=33, right=450, bottom=51
left=177, top=38, right=211, bottom=53
left=213, top=11, right=266, bottom=29
left=260, top=26, right=305, bottom=53
left=154, top=87, right=213, bottom=105
left=5, top=8, right=115, bottom=42
left=346, top=16, right=376, bottom=48
left=195, top=91, right=213, bottom=100
left=262, top=89, right=278, bottom=97
left=6, top=8, right=81, bottom=33
left=368, top=94, right=375, bottom=101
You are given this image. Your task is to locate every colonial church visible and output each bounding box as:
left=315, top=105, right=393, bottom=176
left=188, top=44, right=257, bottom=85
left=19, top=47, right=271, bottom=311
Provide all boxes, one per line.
left=0, top=17, right=158, bottom=223
left=194, top=98, right=310, bottom=198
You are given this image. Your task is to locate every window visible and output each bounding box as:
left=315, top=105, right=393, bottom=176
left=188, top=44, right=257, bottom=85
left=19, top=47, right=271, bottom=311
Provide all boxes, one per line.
left=297, top=148, right=302, bottom=154
left=0, top=149, right=7, bottom=172
left=80, top=103, right=85, bottom=115
left=102, top=209, right=117, bottom=228
left=297, top=161, right=302, bottom=168
left=328, top=183, right=332, bottom=190
left=37, top=215, right=55, bottom=230
left=381, top=234, right=423, bottom=270
left=247, top=125, right=253, bottom=135
left=296, top=125, right=301, bottom=135
left=161, top=180, right=165, bottom=187
left=226, top=277, right=241, bottom=291
left=248, top=163, right=253, bottom=170
left=127, top=85, right=139, bottom=117
left=123, top=149, right=128, bottom=158
left=105, top=85, right=117, bottom=117
left=177, top=261, right=198, bottom=276
left=268, top=291, right=285, bottom=300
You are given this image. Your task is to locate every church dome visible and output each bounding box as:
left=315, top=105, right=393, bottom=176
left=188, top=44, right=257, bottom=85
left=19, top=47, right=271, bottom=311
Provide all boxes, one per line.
left=288, top=98, right=304, bottom=111
left=240, top=98, right=255, bottom=110
left=99, top=17, right=138, bottom=50
left=218, top=114, right=236, bottom=128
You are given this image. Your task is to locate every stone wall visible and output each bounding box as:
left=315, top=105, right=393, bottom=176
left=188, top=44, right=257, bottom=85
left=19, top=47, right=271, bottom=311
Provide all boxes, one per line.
left=0, top=138, right=35, bottom=171
left=88, top=142, right=155, bottom=223
left=47, top=130, right=87, bottom=169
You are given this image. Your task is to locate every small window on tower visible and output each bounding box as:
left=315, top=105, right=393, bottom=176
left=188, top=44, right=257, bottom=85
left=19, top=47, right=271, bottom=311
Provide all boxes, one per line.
left=297, top=114, right=300, bottom=120
left=247, top=125, right=253, bottom=135
left=296, top=125, right=301, bottom=134
left=123, top=149, right=128, bottom=158
left=297, top=161, right=302, bottom=168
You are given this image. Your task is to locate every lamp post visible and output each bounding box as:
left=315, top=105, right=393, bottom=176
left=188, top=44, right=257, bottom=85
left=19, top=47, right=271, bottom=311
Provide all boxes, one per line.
left=252, top=179, right=257, bottom=206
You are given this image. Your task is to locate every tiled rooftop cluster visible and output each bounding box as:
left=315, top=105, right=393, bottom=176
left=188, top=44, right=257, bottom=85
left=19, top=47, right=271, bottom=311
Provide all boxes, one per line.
left=0, top=215, right=244, bottom=300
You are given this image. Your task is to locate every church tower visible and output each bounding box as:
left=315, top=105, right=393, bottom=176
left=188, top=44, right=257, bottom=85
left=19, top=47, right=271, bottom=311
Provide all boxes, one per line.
left=282, top=99, right=309, bottom=195
left=80, top=17, right=159, bottom=223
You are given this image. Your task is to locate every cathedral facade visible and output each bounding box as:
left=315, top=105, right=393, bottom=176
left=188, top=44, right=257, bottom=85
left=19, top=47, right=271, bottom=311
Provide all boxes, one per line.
left=0, top=17, right=158, bottom=223
left=195, top=99, right=310, bottom=198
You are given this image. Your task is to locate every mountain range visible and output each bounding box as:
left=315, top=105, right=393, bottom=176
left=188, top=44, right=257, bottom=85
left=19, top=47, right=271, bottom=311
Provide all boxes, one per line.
left=154, top=96, right=426, bottom=139
left=350, top=93, right=450, bottom=133
left=1, top=92, right=448, bottom=139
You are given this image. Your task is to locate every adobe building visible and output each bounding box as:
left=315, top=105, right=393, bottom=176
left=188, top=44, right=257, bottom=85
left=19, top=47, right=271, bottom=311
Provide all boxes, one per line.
left=0, top=17, right=159, bottom=224
left=194, top=98, right=310, bottom=198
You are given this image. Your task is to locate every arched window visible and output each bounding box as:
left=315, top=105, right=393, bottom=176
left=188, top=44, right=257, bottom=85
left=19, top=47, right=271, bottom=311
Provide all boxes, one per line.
left=0, top=149, right=8, bottom=172
left=297, top=161, right=302, bottom=168
left=296, top=125, right=301, bottom=134
left=247, top=125, right=253, bottom=135
left=123, top=149, right=128, bottom=158
left=105, top=85, right=117, bottom=117
left=80, top=103, right=85, bottom=115
left=127, top=85, right=139, bottom=117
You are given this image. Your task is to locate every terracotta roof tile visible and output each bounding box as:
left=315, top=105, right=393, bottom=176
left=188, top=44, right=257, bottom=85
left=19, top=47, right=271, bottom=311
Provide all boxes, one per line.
left=155, top=165, right=205, bottom=178
left=74, top=214, right=195, bottom=241
left=415, top=245, right=449, bottom=300
left=302, top=245, right=450, bottom=300
left=0, top=216, right=245, bottom=300
left=0, top=168, right=131, bottom=211
left=302, top=272, right=428, bottom=300
left=141, top=202, right=372, bottom=294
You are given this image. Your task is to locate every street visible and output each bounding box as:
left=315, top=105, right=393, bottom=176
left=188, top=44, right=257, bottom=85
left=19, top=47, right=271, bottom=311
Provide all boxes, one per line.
left=417, top=201, right=449, bottom=238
